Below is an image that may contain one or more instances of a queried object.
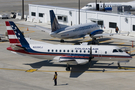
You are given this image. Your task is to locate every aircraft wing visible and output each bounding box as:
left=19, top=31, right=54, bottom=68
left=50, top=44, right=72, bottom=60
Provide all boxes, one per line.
left=35, top=25, right=51, bottom=33
left=92, top=33, right=128, bottom=38
left=94, top=32, right=135, bottom=42
left=105, top=34, right=135, bottom=42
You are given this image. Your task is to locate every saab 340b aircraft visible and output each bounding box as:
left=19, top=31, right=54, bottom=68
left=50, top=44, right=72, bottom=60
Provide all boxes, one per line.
left=5, top=21, right=132, bottom=71
left=82, top=1, right=135, bottom=11
left=36, top=10, right=103, bottom=43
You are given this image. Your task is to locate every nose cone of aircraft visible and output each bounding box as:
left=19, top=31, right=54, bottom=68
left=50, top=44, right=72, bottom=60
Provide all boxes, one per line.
left=126, top=54, right=132, bottom=61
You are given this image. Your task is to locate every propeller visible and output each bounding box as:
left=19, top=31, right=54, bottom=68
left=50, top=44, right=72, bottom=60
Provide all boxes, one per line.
left=89, top=46, right=93, bottom=62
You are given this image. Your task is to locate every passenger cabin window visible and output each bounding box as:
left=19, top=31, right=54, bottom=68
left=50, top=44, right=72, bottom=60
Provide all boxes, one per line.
left=52, top=50, right=54, bottom=52
left=113, top=49, right=118, bottom=53
left=59, top=50, right=61, bottom=52
left=76, top=50, right=78, bottom=52
left=48, top=49, right=50, bottom=52
left=95, top=51, right=97, bottom=53
left=71, top=50, right=73, bottom=52
left=67, top=50, right=69, bottom=52
left=63, top=50, right=65, bottom=52
left=80, top=50, right=82, bottom=53
left=84, top=50, right=86, bottom=53
left=105, top=51, right=107, bottom=54
left=55, top=50, right=57, bottom=52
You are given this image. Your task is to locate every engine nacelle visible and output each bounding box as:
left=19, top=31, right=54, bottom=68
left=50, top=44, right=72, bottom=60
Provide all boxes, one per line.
left=90, top=29, right=103, bottom=38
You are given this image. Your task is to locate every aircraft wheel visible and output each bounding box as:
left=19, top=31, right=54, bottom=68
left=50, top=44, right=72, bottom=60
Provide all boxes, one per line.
left=66, top=67, right=70, bottom=71
left=60, top=39, right=64, bottom=43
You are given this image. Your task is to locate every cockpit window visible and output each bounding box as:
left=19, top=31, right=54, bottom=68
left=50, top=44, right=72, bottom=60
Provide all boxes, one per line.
left=119, top=49, right=123, bottom=52
left=86, top=5, right=92, bottom=7
left=113, top=49, right=118, bottom=53
left=89, top=5, right=92, bottom=7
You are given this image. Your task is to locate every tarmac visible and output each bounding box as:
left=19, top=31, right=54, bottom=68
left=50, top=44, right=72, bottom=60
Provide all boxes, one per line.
left=0, top=0, right=135, bottom=90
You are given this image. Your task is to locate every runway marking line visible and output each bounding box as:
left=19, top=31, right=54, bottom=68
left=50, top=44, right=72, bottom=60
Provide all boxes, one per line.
left=99, top=38, right=113, bottom=43
left=0, top=68, right=135, bottom=73
left=26, top=69, right=37, bottom=72
left=0, top=42, right=6, bottom=44
left=24, top=30, right=35, bottom=34
left=118, top=67, right=135, bottom=70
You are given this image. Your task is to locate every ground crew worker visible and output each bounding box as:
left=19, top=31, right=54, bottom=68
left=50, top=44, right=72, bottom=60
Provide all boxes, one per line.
left=115, top=26, right=119, bottom=33
left=53, top=72, right=58, bottom=86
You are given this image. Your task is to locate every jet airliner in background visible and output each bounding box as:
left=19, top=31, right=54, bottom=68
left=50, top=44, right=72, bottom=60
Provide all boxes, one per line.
left=82, top=1, right=135, bottom=11
left=36, top=10, right=104, bottom=43
left=5, top=21, right=132, bottom=71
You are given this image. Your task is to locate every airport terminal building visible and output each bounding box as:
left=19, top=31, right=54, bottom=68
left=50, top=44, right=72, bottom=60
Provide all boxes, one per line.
left=28, top=4, right=135, bottom=33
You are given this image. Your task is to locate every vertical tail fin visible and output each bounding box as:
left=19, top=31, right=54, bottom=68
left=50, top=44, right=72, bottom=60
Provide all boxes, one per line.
left=5, top=21, right=29, bottom=47
left=50, top=10, right=61, bottom=32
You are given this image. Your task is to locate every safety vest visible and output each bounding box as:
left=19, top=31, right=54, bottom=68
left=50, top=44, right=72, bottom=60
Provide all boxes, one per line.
left=54, top=74, right=57, bottom=79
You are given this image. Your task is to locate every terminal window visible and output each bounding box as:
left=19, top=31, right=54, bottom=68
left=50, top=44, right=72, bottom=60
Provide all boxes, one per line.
left=57, top=16, right=67, bottom=22
left=109, top=22, right=117, bottom=28
left=133, top=25, right=135, bottom=31
left=63, top=17, right=67, bottom=22
left=39, top=13, right=44, bottom=17
left=31, top=12, right=36, bottom=16
left=58, top=16, right=63, bottom=20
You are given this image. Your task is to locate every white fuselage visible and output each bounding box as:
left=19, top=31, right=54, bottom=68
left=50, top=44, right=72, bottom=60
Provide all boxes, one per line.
left=50, top=22, right=99, bottom=39
left=82, top=2, right=135, bottom=11
left=10, top=41, right=132, bottom=65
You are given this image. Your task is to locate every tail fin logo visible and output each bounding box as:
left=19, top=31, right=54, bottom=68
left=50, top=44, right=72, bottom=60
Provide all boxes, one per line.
left=5, top=21, right=29, bottom=47
left=5, top=21, right=21, bottom=46
left=50, top=10, right=61, bottom=32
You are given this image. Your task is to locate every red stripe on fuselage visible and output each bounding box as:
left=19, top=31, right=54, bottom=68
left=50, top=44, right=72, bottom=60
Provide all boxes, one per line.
left=7, top=47, right=132, bottom=59
left=7, top=30, right=15, bottom=35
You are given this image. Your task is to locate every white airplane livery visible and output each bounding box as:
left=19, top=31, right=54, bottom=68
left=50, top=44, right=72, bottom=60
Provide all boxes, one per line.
left=81, top=1, right=135, bottom=11
left=5, top=21, right=132, bottom=70
left=36, top=10, right=103, bottom=42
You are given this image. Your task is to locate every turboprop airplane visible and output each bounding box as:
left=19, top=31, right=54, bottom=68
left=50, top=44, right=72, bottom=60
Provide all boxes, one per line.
left=35, top=10, right=103, bottom=43
left=81, top=1, right=135, bottom=11
left=5, top=21, right=132, bottom=71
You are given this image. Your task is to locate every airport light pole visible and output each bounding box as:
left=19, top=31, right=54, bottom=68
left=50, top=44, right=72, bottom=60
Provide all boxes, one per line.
left=22, top=0, right=24, bottom=19
left=96, top=0, right=97, bottom=10
left=78, top=0, right=80, bottom=24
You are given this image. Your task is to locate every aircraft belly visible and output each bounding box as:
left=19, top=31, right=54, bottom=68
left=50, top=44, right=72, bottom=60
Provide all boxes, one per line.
left=92, top=57, right=130, bottom=61
left=67, top=61, right=78, bottom=65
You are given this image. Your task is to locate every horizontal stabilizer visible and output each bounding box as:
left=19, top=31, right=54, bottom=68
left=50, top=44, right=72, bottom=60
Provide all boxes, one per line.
left=35, top=25, right=51, bottom=33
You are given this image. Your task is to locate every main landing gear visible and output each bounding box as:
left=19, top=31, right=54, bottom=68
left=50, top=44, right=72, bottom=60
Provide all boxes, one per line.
left=66, top=64, right=70, bottom=71
left=60, top=39, right=64, bottom=43
left=117, top=62, right=121, bottom=69
left=92, top=38, right=99, bottom=45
